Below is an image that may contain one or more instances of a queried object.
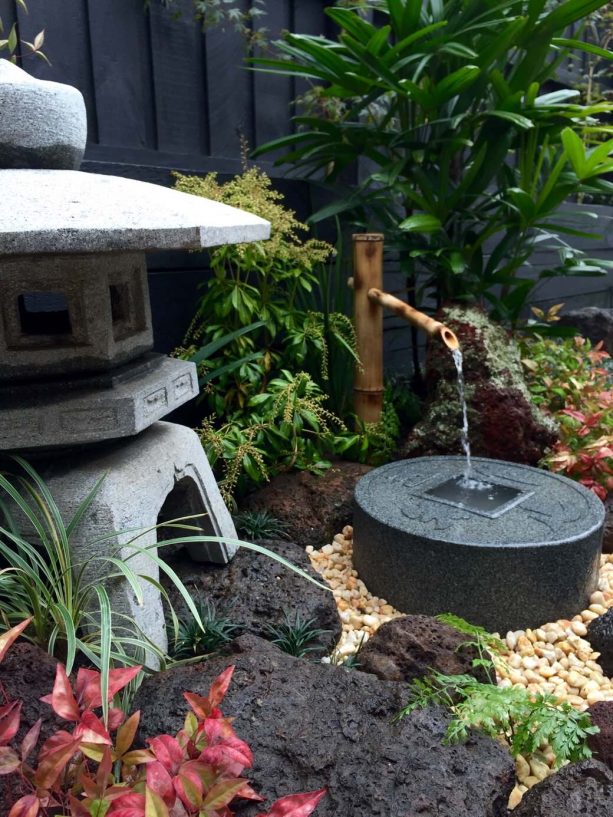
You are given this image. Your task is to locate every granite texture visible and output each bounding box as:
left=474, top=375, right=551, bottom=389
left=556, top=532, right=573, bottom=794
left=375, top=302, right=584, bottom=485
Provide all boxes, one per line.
left=19, top=421, right=239, bottom=656
left=0, top=355, right=198, bottom=450
left=0, top=60, right=86, bottom=170
left=0, top=170, right=270, bottom=255
left=352, top=457, right=604, bottom=633
left=0, top=252, right=153, bottom=380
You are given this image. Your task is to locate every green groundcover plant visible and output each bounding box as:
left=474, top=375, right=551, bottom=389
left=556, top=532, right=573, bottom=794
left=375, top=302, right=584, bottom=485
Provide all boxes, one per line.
left=396, top=614, right=599, bottom=766
left=520, top=307, right=613, bottom=499
left=0, top=620, right=326, bottom=817
left=252, top=0, right=613, bottom=327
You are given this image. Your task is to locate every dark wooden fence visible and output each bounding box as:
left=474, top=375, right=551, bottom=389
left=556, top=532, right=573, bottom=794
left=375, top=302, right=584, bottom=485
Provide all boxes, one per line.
left=0, top=0, right=335, bottom=352
left=1, top=0, right=612, bottom=372
left=0, top=0, right=333, bottom=180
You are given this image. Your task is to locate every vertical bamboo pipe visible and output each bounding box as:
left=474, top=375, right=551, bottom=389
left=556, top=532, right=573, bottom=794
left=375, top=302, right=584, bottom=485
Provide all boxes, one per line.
left=352, top=233, right=384, bottom=423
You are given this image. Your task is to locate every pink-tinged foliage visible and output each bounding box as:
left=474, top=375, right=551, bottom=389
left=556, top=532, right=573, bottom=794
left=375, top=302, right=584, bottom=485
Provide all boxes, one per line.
left=8, top=794, right=40, bottom=817
left=0, top=620, right=32, bottom=664
left=0, top=627, right=326, bottom=817
left=256, top=788, right=328, bottom=817
left=522, top=334, right=613, bottom=500
left=0, top=700, right=22, bottom=746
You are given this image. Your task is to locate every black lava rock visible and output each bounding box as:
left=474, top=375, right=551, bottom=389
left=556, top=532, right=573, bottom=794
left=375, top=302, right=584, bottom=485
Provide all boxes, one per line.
left=511, top=759, right=613, bottom=817
left=357, top=614, right=492, bottom=683
left=135, top=634, right=515, bottom=817
left=240, top=462, right=372, bottom=548
left=162, top=539, right=341, bottom=657
left=587, top=608, right=613, bottom=677
left=558, top=307, right=613, bottom=356
left=588, top=701, right=613, bottom=772
left=0, top=643, right=63, bottom=816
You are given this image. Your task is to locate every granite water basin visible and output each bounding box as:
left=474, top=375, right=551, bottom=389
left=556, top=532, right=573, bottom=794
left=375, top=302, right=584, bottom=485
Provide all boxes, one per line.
left=352, top=456, right=605, bottom=633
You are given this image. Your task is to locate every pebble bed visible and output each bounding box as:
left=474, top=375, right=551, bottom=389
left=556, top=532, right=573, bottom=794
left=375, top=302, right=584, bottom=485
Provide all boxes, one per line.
left=307, top=525, right=613, bottom=809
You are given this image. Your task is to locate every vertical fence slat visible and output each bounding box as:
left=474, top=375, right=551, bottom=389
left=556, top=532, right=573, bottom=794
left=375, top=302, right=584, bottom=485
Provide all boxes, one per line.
left=253, top=0, right=292, bottom=154
left=86, top=0, right=157, bottom=150
left=149, top=0, right=208, bottom=156
left=13, top=0, right=98, bottom=141
left=205, top=0, right=253, bottom=160
left=0, top=0, right=16, bottom=37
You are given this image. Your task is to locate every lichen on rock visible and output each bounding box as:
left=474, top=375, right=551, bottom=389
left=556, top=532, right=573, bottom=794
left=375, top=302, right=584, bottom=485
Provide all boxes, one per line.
left=403, top=306, right=557, bottom=466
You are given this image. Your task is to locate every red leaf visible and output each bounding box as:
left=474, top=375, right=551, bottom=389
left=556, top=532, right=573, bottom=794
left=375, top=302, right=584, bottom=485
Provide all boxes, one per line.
left=184, top=666, right=235, bottom=720
left=199, top=743, right=252, bottom=776
left=146, top=761, right=175, bottom=808
left=173, top=764, right=204, bottom=810
left=96, top=745, right=113, bottom=789
left=74, top=711, right=112, bottom=746
left=107, top=792, right=145, bottom=817
left=0, top=745, right=21, bottom=775
left=202, top=778, right=248, bottom=811
left=41, top=664, right=80, bottom=721
left=20, top=719, right=41, bottom=763
left=8, top=794, right=40, bottom=817
left=0, top=700, right=22, bottom=746
left=34, top=734, right=80, bottom=789
left=236, top=782, right=265, bottom=802
left=147, top=735, right=184, bottom=774
left=207, top=666, right=234, bottom=709
left=183, top=692, right=214, bottom=721
left=108, top=707, right=126, bottom=731
left=0, top=619, right=31, bottom=664
left=145, top=785, right=169, bottom=817
left=76, top=665, right=141, bottom=710
left=115, top=710, right=140, bottom=757
left=256, top=788, right=327, bottom=817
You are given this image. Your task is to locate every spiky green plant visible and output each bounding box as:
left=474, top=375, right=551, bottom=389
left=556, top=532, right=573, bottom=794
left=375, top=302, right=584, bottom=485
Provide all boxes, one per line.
left=169, top=599, right=241, bottom=660
left=233, top=509, right=290, bottom=540
left=264, top=610, right=331, bottom=657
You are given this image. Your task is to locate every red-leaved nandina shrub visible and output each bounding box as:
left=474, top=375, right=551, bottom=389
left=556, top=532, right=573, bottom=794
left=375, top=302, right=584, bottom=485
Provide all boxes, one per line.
left=0, top=620, right=325, bottom=817
left=521, top=331, right=613, bottom=500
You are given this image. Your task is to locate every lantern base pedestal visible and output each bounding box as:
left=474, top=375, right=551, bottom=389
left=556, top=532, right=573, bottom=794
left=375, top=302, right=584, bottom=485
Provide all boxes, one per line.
left=31, top=421, right=238, bottom=662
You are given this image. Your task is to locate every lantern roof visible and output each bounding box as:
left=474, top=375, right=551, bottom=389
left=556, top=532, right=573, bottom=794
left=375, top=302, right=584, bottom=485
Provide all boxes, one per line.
left=0, top=169, right=270, bottom=256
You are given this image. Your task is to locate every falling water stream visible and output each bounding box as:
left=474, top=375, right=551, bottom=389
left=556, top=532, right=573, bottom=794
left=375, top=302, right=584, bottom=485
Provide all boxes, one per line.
left=451, top=348, right=472, bottom=483
left=451, top=347, right=492, bottom=492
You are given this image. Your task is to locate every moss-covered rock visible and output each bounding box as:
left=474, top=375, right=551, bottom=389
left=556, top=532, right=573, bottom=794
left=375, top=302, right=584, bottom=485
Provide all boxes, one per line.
left=403, top=306, right=557, bottom=466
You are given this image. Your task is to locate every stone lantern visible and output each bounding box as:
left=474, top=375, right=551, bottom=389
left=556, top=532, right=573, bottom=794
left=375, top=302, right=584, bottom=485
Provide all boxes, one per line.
left=0, top=61, right=270, bottom=652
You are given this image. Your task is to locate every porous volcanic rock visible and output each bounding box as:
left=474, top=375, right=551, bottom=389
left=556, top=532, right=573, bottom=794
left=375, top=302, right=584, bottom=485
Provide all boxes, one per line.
left=587, top=608, right=613, bottom=677
left=0, top=643, right=62, bottom=816
left=510, top=759, right=613, bottom=817
left=240, top=461, right=372, bottom=548
left=357, top=614, right=491, bottom=683
left=163, top=539, right=341, bottom=657
left=587, top=702, right=613, bottom=771
left=403, top=307, right=557, bottom=466
left=558, top=307, right=613, bottom=356
left=135, top=634, right=515, bottom=817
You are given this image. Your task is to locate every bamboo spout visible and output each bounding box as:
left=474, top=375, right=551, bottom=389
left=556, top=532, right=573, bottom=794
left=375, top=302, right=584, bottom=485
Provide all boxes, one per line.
left=367, top=288, right=459, bottom=351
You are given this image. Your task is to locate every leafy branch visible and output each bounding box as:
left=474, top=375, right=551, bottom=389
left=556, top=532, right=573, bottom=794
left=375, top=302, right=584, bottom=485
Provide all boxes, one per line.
left=397, top=613, right=599, bottom=767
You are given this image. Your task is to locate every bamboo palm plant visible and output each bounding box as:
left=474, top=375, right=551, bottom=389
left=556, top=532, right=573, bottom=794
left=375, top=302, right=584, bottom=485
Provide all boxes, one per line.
left=252, top=0, right=613, bottom=334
